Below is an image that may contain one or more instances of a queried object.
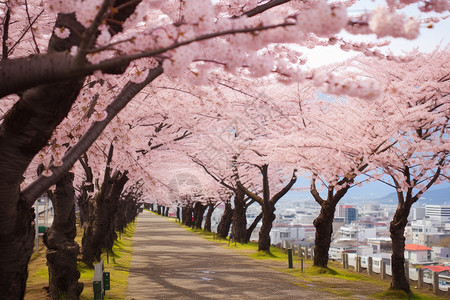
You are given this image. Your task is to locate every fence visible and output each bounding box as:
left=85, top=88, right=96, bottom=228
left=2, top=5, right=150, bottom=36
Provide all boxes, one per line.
left=279, top=241, right=450, bottom=295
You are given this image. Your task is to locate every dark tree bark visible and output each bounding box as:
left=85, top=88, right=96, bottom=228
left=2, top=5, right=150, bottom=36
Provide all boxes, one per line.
left=245, top=212, right=262, bottom=243
left=232, top=188, right=247, bottom=243
left=387, top=166, right=441, bottom=293
left=390, top=205, right=410, bottom=292
left=43, top=172, right=83, bottom=299
left=258, top=200, right=276, bottom=251
left=238, top=165, right=297, bottom=252
left=191, top=158, right=248, bottom=241
left=77, top=154, right=94, bottom=227
left=0, top=3, right=143, bottom=295
left=217, top=200, right=233, bottom=239
left=157, top=205, right=162, bottom=215
left=115, top=182, right=142, bottom=232
left=312, top=203, right=336, bottom=268
left=203, top=201, right=217, bottom=232
left=310, top=177, right=350, bottom=268
left=181, top=202, right=194, bottom=227
left=193, top=202, right=207, bottom=229
left=81, top=150, right=129, bottom=267
left=0, top=13, right=85, bottom=298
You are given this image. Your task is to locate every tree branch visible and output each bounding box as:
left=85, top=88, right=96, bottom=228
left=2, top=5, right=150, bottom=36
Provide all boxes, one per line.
left=236, top=181, right=263, bottom=206
left=0, top=21, right=295, bottom=98
left=1, top=7, right=10, bottom=60
left=310, top=177, right=324, bottom=206
left=191, top=157, right=236, bottom=192
left=236, top=0, right=291, bottom=18
left=20, top=63, right=163, bottom=206
left=24, top=0, right=40, bottom=54
left=271, top=169, right=297, bottom=204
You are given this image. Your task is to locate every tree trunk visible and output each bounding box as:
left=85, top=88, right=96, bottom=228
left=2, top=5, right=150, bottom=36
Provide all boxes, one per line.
left=0, top=13, right=86, bottom=298
left=245, top=212, right=262, bottom=243
left=0, top=5, right=143, bottom=295
left=310, top=177, right=350, bottom=268
left=115, top=195, right=127, bottom=233
left=217, top=201, right=233, bottom=239
left=258, top=203, right=276, bottom=252
left=193, top=202, right=207, bottom=229
left=81, top=171, right=128, bottom=267
left=232, top=189, right=247, bottom=243
left=77, top=155, right=93, bottom=228
left=389, top=204, right=411, bottom=292
left=176, top=206, right=181, bottom=222
left=313, top=201, right=337, bottom=268
left=238, top=165, right=297, bottom=249
left=0, top=196, right=35, bottom=299
left=203, top=202, right=216, bottom=232
left=182, top=204, right=194, bottom=227
left=115, top=182, right=141, bottom=233
left=77, top=187, right=91, bottom=228
left=43, top=172, right=83, bottom=299
left=157, top=205, right=162, bottom=215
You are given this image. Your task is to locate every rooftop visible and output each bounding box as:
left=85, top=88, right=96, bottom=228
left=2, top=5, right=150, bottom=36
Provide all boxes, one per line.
left=421, top=266, right=450, bottom=273
left=405, top=244, right=432, bottom=251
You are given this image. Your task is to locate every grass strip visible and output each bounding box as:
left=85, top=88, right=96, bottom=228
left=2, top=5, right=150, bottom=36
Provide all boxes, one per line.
left=180, top=222, right=449, bottom=300
left=25, top=222, right=136, bottom=300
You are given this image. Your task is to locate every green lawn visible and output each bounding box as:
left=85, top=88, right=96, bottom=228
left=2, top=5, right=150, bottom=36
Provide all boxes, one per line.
left=25, top=222, right=136, bottom=300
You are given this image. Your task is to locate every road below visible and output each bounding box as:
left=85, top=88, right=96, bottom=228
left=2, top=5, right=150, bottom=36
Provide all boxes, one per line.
left=126, top=211, right=352, bottom=300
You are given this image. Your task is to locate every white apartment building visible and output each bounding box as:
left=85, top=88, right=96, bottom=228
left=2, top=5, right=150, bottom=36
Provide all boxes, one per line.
left=333, top=225, right=377, bottom=242
left=426, top=205, right=450, bottom=224
left=405, top=219, right=446, bottom=247
left=410, top=207, right=426, bottom=221
left=265, top=224, right=315, bottom=245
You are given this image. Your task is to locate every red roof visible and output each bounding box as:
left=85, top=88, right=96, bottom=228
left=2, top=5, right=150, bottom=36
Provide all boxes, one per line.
left=421, top=266, right=450, bottom=273
left=405, top=244, right=432, bottom=251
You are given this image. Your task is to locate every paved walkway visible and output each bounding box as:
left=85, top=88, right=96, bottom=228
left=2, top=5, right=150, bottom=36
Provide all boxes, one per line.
left=126, top=211, right=339, bottom=300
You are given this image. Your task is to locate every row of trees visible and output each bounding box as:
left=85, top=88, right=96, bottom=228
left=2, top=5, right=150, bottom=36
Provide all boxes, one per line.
left=142, top=49, right=448, bottom=293
left=41, top=144, right=143, bottom=299
left=0, top=0, right=448, bottom=298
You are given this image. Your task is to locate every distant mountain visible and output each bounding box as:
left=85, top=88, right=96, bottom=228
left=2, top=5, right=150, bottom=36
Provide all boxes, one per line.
left=372, top=187, right=450, bottom=206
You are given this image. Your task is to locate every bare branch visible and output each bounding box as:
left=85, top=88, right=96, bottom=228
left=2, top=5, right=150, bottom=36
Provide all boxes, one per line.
left=235, top=0, right=291, bottom=18
left=25, top=0, right=40, bottom=54
left=1, top=7, right=10, bottom=60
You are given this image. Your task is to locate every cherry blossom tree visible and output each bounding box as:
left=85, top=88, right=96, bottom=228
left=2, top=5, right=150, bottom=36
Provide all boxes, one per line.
left=352, top=50, right=449, bottom=292
left=0, top=0, right=448, bottom=297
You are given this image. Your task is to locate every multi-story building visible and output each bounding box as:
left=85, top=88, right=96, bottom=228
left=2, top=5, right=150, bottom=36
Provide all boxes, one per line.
left=367, top=237, right=392, bottom=254
left=405, top=219, right=447, bottom=247
left=410, top=207, right=426, bottom=221
left=336, top=205, right=358, bottom=224
left=332, top=224, right=377, bottom=242
left=426, top=205, right=450, bottom=224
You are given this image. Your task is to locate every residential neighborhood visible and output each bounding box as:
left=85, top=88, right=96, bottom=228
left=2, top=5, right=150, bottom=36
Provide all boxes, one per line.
left=231, top=198, right=450, bottom=291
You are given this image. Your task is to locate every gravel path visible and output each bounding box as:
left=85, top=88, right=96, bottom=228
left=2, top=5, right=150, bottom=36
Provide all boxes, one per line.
left=125, top=211, right=350, bottom=300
